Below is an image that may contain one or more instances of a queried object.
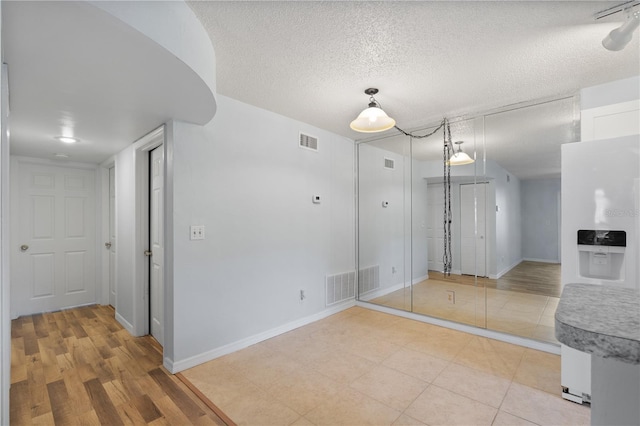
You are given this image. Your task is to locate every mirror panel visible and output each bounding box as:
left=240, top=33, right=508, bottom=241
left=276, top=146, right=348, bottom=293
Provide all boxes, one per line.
left=357, top=95, right=579, bottom=346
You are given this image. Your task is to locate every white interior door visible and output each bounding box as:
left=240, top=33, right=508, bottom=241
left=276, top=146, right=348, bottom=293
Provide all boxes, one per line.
left=11, top=160, right=96, bottom=316
left=108, top=166, right=116, bottom=307
left=149, top=146, right=164, bottom=345
left=427, top=183, right=445, bottom=272
left=461, top=183, right=487, bottom=276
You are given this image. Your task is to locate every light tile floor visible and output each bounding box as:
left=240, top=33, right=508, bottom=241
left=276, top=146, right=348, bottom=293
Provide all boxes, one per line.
left=181, top=307, right=589, bottom=426
left=369, top=279, right=560, bottom=344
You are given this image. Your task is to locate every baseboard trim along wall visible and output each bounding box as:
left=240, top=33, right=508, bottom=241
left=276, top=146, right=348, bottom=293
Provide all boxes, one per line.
left=491, top=258, right=523, bottom=279
left=115, top=311, right=135, bottom=336
left=523, top=257, right=560, bottom=264
left=165, top=298, right=356, bottom=373
left=357, top=300, right=561, bottom=356
left=358, top=274, right=429, bottom=302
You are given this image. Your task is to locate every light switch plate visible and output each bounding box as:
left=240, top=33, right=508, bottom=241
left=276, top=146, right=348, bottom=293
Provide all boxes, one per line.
left=190, top=225, right=205, bottom=240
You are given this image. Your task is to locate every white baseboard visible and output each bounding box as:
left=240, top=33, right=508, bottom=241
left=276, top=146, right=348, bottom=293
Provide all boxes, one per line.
left=165, top=299, right=356, bottom=373
left=359, top=274, right=429, bottom=302
left=523, top=258, right=560, bottom=264
left=357, top=300, right=560, bottom=355
left=360, top=282, right=405, bottom=301
left=492, top=258, right=523, bottom=279
left=115, top=312, right=135, bottom=336
left=413, top=274, right=429, bottom=284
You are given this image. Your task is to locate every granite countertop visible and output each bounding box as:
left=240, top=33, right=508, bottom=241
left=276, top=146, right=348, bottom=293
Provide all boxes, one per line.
left=555, top=283, right=640, bottom=364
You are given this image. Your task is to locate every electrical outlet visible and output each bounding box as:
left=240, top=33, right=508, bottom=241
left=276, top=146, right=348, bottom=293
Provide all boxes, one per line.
left=299, top=289, right=306, bottom=302
left=447, top=290, right=455, bottom=304
left=190, top=225, right=205, bottom=240
left=392, top=266, right=397, bottom=274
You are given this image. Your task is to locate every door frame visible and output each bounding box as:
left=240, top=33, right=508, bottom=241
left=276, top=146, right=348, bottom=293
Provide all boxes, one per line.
left=99, top=157, right=115, bottom=306
left=460, top=182, right=488, bottom=277
left=132, top=127, right=164, bottom=338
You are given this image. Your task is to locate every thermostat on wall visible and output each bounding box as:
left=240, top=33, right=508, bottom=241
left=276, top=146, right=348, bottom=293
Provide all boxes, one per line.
left=312, top=195, right=321, bottom=204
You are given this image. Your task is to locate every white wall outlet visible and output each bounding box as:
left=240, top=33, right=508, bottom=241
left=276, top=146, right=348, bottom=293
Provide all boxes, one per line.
left=312, top=195, right=321, bottom=204
left=190, top=225, right=205, bottom=240
left=299, top=289, right=306, bottom=301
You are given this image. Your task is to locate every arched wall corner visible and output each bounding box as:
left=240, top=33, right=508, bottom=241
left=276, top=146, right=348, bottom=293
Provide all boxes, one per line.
left=90, top=0, right=217, bottom=125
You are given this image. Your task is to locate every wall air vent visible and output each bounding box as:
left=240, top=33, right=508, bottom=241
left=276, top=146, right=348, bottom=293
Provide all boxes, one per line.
left=299, top=133, right=318, bottom=151
left=384, top=158, right=395, bottom=170
left=326, top=271, right=356, bottom=306
left=358, top=265, right=380, bottom=295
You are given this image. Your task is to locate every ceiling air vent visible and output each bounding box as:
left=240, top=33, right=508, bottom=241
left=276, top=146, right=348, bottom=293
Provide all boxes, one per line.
left=384, top=158, right=395, bottom=170
left=299, top=133, right=318, bottom=151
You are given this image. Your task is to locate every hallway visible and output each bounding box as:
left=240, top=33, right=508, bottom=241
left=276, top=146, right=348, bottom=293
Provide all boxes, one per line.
left=10, top=305, right=228, bottom=425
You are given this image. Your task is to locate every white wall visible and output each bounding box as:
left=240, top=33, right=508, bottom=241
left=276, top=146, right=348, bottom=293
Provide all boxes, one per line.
left=411, top=159, right=429, bottom=281
left=165, top=95, right=354, bottom=370
left=489, top=161, right=522, bottom=276
left=114, top=145, right=137, bottom=333
left=1, top=2, right=11, bottom=417
left=358, top=143, right=410, bottom=295
left=521, top=178, right=561, bottom=263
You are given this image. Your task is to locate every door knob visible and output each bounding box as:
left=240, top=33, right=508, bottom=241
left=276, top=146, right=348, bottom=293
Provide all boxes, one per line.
left=144, top=250, right=153, bottom=257
left=20, top=244, right=29, bottom=251
left=105, top=242, right=112, bottom=249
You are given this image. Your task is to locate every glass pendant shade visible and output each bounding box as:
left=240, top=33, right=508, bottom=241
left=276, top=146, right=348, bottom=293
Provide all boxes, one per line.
left=448, top=146, right=475, bottom=166
left=350, top=106, right=396, bottom=133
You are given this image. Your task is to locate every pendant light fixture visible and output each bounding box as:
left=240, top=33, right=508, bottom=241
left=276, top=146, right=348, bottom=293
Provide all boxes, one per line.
left=447, top=141, right=475, bottom=165
left=350, top=88, right=396, bottom=133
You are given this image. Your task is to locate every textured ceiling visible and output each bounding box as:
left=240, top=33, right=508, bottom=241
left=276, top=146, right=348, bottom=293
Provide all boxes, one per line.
left=189, top=0, right=640, bottom=177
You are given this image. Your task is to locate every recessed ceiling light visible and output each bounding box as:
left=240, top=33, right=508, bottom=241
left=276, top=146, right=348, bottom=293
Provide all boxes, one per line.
left=53, top=153, right=70, bottom=159
left=55, top=136, right=79, bottom=144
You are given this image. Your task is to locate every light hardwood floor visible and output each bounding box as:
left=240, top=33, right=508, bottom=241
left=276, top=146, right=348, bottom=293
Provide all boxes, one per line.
left=369, top=262, right=561, bottom=343
left=10, top=305, right=231, bottom=425
left=429, top=261, right=561, bottom=297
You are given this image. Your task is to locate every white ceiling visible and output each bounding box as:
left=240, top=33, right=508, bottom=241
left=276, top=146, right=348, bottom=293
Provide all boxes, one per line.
left=3, top=1, right=639, bottom=172
left=3, top=1, right=215, bottom=164
left=188, top=0, right=639, bottom=178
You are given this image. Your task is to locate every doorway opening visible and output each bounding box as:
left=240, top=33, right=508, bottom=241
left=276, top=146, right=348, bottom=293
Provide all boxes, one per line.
left=148, top=145, right=164, bottom=346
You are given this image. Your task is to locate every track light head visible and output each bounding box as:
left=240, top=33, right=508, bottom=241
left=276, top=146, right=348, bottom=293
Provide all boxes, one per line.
left=603, top=9, right=640, bottom=51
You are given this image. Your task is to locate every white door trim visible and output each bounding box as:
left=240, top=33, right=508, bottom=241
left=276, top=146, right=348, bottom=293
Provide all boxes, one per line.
left=131, top=126, right=165, bottom=339
left=99, top=156, right=115, bottom=306
left=1, top=61, right=11, bottom=426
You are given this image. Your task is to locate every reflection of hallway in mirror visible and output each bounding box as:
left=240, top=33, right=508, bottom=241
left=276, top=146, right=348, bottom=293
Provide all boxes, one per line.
left=370, top=262, right=560, bottom=344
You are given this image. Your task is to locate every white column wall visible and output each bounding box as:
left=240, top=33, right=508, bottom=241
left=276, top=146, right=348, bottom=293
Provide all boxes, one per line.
left=1, top=2, right=11, bottom=417
left=114, top=145, right=137, bottom=334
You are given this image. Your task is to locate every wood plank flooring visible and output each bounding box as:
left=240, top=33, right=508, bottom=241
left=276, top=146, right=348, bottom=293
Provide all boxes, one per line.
left=430, top=261, right=561, bottom=297
left=10, top=304, right=229, bottom=425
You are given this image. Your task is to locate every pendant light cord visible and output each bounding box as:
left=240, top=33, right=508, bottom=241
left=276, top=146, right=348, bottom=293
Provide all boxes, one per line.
left=393, top=119, right=446, bottom=139
left=443, top=121, right=453, bottom=276
left=391, top=117, right=453, bottom=276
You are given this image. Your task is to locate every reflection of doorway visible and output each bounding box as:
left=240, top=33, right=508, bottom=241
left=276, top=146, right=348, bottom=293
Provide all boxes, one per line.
left=460, top=183, right=486, bottom=277
left=427, top=183, right=444, bottom=272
